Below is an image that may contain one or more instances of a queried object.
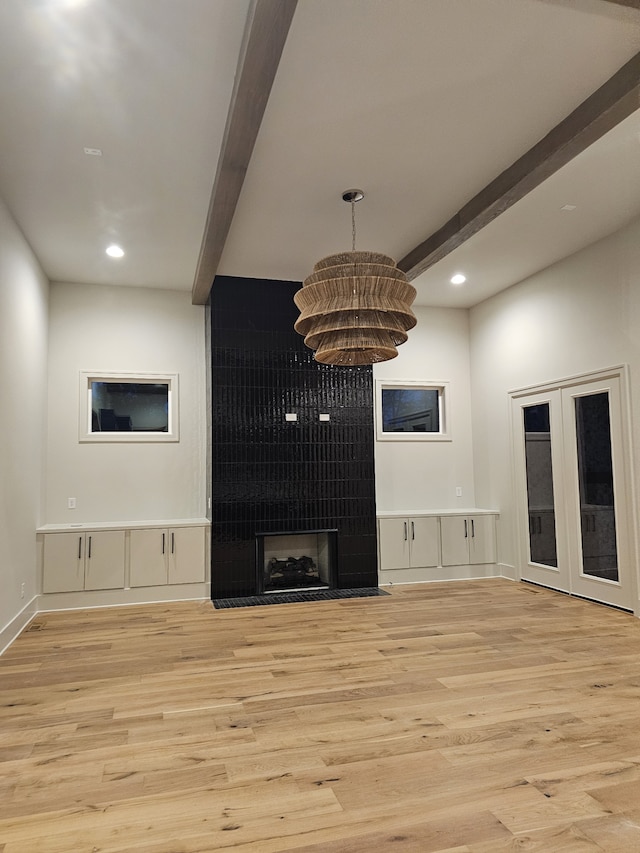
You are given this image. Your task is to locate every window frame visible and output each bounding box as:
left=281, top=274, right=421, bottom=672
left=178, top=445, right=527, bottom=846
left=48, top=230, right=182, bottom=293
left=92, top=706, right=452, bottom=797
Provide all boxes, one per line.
left=375, top=379, right=450, bottom=442
left=78, top=371, right=179, bottom=443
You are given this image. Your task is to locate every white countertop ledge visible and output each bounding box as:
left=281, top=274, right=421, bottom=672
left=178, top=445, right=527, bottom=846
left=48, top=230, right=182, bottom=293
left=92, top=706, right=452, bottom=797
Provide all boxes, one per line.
left=37, top=518, right=210, bottom=533
left=377, top=509, right=498, bottom=518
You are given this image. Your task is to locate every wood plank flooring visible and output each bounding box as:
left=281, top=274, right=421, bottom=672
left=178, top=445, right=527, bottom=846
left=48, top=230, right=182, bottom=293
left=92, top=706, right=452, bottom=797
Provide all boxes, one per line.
left=3, top=579, right=640, bottom=851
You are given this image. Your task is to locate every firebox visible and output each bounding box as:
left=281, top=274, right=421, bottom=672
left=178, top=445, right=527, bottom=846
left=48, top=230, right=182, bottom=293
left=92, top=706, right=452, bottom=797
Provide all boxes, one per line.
left=255, top=530, right=338, bottom=594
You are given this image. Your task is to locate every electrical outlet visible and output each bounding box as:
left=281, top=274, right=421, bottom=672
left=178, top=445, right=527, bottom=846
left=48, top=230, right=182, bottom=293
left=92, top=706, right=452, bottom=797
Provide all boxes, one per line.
left=20, top=583, right=25, bottom=599
left=68, top=497, right=76, bottom=509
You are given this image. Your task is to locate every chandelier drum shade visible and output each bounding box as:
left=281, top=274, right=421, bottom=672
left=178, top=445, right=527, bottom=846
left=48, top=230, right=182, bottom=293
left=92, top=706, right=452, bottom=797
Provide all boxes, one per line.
left=293, top=192, right=417, bottom=365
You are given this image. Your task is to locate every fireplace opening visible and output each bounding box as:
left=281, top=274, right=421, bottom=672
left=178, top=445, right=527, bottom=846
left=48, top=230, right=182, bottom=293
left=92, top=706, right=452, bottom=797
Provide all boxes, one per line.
left=256, top=529, right=337, bottom=594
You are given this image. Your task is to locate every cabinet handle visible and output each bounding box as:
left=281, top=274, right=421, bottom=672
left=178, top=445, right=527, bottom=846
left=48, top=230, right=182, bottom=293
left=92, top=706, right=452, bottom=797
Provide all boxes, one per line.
left=171, top=532, right=175, bottom=554
left=538, top=516, right=542, bottom=535
left=404, top=522, right=407, bottom=541
left=88, top=536, right=92, bottom=559
left=464, top=519, right=468, bottom=538
left=162, top=533, right=165, bottom=554
left=78, top=536, right=82, bottom=559
left=471, top=519, right=475, bottom=538
left=411, top=521, right=415, bottom=540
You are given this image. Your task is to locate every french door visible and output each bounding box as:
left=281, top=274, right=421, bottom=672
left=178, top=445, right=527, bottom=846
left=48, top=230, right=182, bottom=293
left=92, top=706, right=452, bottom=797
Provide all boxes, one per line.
left=512, top=370, right=635, bottom=611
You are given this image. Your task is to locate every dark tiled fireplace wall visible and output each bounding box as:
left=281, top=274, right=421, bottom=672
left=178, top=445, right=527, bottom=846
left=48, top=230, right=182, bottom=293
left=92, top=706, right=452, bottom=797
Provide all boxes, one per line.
left=209, top=276, right=377, bottom=598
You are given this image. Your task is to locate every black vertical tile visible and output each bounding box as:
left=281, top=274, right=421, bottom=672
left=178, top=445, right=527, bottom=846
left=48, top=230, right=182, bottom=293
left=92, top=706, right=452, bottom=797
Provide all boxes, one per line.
left=210, top=276, right=377, bottom=599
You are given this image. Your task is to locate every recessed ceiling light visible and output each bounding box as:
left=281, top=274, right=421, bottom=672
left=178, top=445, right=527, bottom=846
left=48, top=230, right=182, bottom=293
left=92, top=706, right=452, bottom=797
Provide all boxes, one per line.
left=561, top=204, right=577, bottom=211
left=84, top=147, right=102, bottom=156
left=106, top=244, right=124, bottom=258
left=450, top=273, right=466, bottom=285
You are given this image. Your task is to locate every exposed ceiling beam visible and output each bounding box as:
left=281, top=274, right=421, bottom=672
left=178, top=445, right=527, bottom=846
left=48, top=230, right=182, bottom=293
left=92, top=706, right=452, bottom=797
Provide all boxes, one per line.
left=399, top=50, right=640, bottom=281
left=600, top=0, right=640, bottom=9
left=192, top=0, right=298, bottom=305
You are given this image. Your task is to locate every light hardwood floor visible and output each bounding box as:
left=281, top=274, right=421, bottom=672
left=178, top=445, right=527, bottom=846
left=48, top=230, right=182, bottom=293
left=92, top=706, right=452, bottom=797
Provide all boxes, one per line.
left=3, top=579, right=640, bottom=852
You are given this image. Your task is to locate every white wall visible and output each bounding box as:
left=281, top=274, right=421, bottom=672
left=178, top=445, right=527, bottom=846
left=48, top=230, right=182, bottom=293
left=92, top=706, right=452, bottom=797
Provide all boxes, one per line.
left=373, top=305, right=476, bottom=511
left=45, top=283, right=207, bottom=523
left=0, top=199, right=49, bottom=642
left=470, top=215, right=640, bottom=574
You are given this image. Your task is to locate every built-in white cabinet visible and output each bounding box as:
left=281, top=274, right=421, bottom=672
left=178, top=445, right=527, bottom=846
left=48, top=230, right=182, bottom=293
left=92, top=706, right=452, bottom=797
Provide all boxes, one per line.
left=39, top=519, right=209, bottom=598
left=377, top=510, right=499, bottom=582
left=130, top=526, right=205, bottom=587
left=378, top=516, right=439, bottom=570
left=440, top=515, right=496, bottom=567
left=42, top=530, right=125, bottom=593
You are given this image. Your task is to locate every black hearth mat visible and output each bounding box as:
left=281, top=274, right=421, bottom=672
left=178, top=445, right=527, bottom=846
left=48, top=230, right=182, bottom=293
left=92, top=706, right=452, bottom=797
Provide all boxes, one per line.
left=213, top=587, right=390, bottom=609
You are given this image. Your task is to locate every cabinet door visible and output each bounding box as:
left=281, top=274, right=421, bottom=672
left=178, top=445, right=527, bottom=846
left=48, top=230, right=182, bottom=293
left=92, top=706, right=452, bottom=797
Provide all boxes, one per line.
left=408, top=517, right=439, bottom=568
left=440, top=516, right=471, bottom=566
left=84, top=531, right=125, bottom=590
left=43, top=533, right=84, bottom=593
left=469, top=516, right=496, bottom=565
left=130, top=529, right=168, bottom=587
left=168, top=527, right=205, bottom=584
left=378, top=518, right=410, bottom=570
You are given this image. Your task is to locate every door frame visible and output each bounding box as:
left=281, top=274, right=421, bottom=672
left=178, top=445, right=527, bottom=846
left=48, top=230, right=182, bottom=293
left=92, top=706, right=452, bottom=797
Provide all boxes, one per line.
left=510, top=365, right=639, bottom=615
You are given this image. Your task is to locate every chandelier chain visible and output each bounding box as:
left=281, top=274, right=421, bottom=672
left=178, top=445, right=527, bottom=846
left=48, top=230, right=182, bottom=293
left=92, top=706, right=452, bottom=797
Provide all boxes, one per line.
left=351, top=198, right=356, bottom=252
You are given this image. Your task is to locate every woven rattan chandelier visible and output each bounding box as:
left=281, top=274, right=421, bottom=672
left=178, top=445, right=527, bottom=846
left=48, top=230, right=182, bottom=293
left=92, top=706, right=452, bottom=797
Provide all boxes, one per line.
left=294, top=190, right=417, bottom=365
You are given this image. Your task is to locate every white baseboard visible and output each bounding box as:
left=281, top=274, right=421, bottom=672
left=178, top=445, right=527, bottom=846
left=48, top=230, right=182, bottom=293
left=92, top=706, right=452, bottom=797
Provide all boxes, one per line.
left=0, top=596, right=38, bottom=656
left=498, top=563, right=518, bottom=580
left=380, top=575, right=510, bottom=588
left=378, top=563, right=501, bottom=586
left=37, top=582, right=210, bottom=613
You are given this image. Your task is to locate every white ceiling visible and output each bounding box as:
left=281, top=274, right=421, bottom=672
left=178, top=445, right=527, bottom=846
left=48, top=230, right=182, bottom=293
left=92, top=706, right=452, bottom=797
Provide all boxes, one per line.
left=0, top=0, right=639, bottom=308
left=0, top=0, right=251, bottom=290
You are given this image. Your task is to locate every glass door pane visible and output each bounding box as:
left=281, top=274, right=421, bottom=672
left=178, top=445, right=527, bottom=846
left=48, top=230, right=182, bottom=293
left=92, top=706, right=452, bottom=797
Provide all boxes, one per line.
left=575, top=392, right=618, bottom=582
left=523, top=403, right=558, bottom=567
